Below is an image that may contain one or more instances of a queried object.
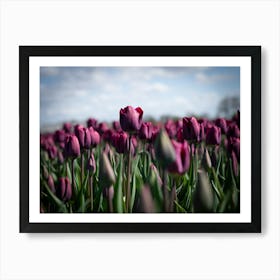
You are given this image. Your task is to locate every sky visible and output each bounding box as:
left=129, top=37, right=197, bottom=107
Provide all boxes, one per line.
left=40, top=66, right=240, bottom=129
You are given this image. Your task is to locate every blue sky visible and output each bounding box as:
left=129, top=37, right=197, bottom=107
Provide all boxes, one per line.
left=40, top=66, right=240, bottom=127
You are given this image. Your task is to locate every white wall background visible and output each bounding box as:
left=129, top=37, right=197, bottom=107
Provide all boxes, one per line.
left=0, top=0, right=279, bottom=279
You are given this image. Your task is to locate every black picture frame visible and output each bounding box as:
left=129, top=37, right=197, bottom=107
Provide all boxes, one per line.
left=19, top=46, right=261, bottom=233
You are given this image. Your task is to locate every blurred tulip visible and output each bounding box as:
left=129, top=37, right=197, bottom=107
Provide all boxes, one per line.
left=47, top=174, right=55, bottom=194
left=120, top=106, right=143, bottom=132
left=63, top=122, right=72, bottom=133
left=64, top=135, right=80, bottom=158
left=139, top=122, right=153, bottom=140
left=88, top=127, right=100, bottom=147
left=54, top=130, right=65, bottom=143
left=56, top=177, right=72, bottom=202
left=155, top=129, right=176, bottom=168
left=176, top=127, right=184, bottom=142
left=165, top=120, right=177, bottom=138
left=87, top=118, right=97, bottom=129
left=168, top=140, right=190, bottom=174
left=183, top=117, right=201, bottom=142
left=232, top=110, right=240, bottom=128
left=99, top=152, right=116, bottom=188
left=87, top=152, right=96, bottom=173
left=111, top=131, right=128, bottom=154
left=206, top=126, right=221, bottom=145
left=215, top=118, right=228, bottom=134
left=140, top=185, right=155, bottom=213
left=98, top=122, right=109, bottom=135
left=75, top=127, right=91, bottom=149
left=58, top=150, right=64, bottom=164
left=202, top=148, right=212, bottom=169
left=193, top=169, right=214, bottom=212
left=112, top=121, right=122, bottom=131
left=228, top=137, right=240, bottom=160
left=227, top=123, right=240, bottom=138
left=47, top=145, right=57, bottom=159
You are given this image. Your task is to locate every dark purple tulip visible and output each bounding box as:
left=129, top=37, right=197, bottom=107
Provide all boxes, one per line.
left=231, top=151, right=239, bottom=177
left=64, top=135, right=80, bottom=158
left=75, top=127, right=91, bottom=149
left=200, top=123, right=206, bottom=141
left=47, top=175, right=55, bottom=194
left=215, top=118, right=228, bottom=134
left=74, top=124, right=84, bottom=135
left=63, top=122, right=72, bottom=133
left=206, top=126, right=221, bottom=145
left=54, top=130, right=65, bottom=143
left=56, top=177, right=72, bottom=202
left=87, top=152, right=96, bottom=173
left=168, top=140, right=190, bottom=175
left=176, top=128, right=184, bottom=143
left=88, top=127, right=100, bottom=147
left=112, top=121, right=122, bottom=131
left=228, top=137, right=240, bottom=160
left=151, top=125, right=160, bottom=142
left=98, top=122, right=109, bottom=135
left=227, top=123, right=240, bottom=138
left=103, top=129, right=113, bottom=142
left=165, top=120, right=177, bottom=138
left=176, top=119, right=183, bottom=129
left=47, top=145, right=57, bottom=159
left=120, top=106, right=143, bottom=132
left=111, top=131, right=128, bottom=154
left=183, top=117, right=201, bottom=142
left=139, top=122, right=153, bottom=140
left=87, top=118, right=98, bottom=129
left=232, top=110, right=240, bottom=128
left=58, top=150, right=64, bottom=164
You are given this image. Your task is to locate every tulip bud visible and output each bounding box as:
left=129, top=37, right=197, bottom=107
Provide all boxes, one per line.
left=54, top=129, right=65, bottom=143
left=202, top=148, right=212, bottom=169
left=154, top=129, right=176, bottom=168
left=56, top=177, right=72, bottom=202
left=99, top=152, right=116, bottom=188
left=215, top=118, right=228, bottom=134
left=139, top=122, right=153, bottom=140
left=112, top=121, right=122, bottom=131
left=140, top=185, right=155, bottom=213
left=89, top=127, right=100, bottom=147
left=206, top=126, right=221, bottom=145
left=168, top=140, right=190, bottom=174
left=120, top=106, right=143, bottom=132
left=98, top=122, right=109, bottom=135
left=63, top=122, right=72, bottom=133
left=75, top=127, right=91, bottom=149
left=87, top=118, right=97, bottom=129
left=47, top=145, right=58, bottom=159
left=193, top=169, right=214, bottom=212
left=87, top=152, right=96, bottom=174
left=64, top=135, right=80, bottom=158
left=111, top=131, right=128, bottom=154
left=183, top=117, right=201, bottom=142
left=47, top=174, right=55, bottom=194
left=227, top=123, right=240, bottom=138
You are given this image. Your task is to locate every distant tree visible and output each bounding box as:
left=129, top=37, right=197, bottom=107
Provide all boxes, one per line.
left=218, top=96, right=240, bottom=118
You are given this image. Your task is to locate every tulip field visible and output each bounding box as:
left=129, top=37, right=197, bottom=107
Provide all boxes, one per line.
left=40, top=106, right=240, bottom=213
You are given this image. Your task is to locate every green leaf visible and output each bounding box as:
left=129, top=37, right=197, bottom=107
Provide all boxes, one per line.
left=174, top=201, right=187, bottom=213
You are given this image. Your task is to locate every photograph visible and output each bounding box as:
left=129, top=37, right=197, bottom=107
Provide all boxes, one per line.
left=40, top=66, right=241, bottom=214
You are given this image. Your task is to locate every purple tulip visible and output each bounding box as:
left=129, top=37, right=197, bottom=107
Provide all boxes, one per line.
left=75, top=127, right=91, bottom=149
left=54, top=129, right=65, bottom=143
left=56, top=177, right=72, bottom=202
left=111, top=131, right=128, bottom=154
left=215, top=118, right=228, bottom=134
left=120, top=106, right=143, bottom=132
left=168, top=140, right=190, bottom=175
left=63, top=122, right=72, bottom=133
left=165, top=120, right=177, bottom=138
left=98, top=122, right=109, bottom=135
left=232, top=110, right=240, bottom=128
left=139, top=122, right=153, bottom=140
left=64, top=135, right=80, bottom=158
left=47, top=175, right=55, bottom=194
left=87, top=118, right=97, bottom=129
left=88, top=127, right=100, bottom=147
left=227, top=123, right=240, bottom=139
left=176, top=127, right=184, bottom=143
left=87, top=152, right=96, bottom=173
left=228, top=137, right=240, bottom=160
left=47, top=145, right=57, bottom=159
left=58, top=150, right=64, bottom=164
left=102, top=129, right=113, bottom=142
left=206, top=126, right=221, bottom=145
left=183, top=117, right=201, bottom=142
left=112, top=121, right=122, bottom=131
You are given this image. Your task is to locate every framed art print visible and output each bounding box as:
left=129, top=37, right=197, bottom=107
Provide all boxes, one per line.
left=19, top=46, right=261, bottom=233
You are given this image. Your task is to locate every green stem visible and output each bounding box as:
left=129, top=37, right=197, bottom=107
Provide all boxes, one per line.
left=163, top=169, right=169, bottom=212
left=126, top=135, right=132, bottom=213
left=81, top=152, right=84, bottom=187
left=71, top=159, right=76, bottom=194
left=90, top=175, right=93, bottom=212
